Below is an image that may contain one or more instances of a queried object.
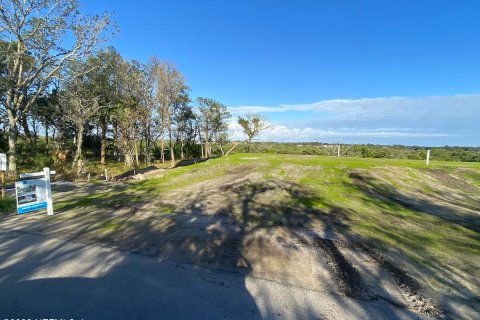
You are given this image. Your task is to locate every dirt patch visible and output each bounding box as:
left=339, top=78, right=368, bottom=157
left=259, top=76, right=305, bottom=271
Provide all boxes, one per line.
left=359, top=245, right=446, bottom=319
left=225, top=163, right=257, bottom=175
left=113, top=166, right=160, bottom=181
left=142, top=168, right=167, bottom=178
left=6, top=160, right=479, bottom=319
left=349, top=171, right=480, bottom=233
left=312, top=238, right=367, bottom=298
left=426, top=169, right=476, bottom=193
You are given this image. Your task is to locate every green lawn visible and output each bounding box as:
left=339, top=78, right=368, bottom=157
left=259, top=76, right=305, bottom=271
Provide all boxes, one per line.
left=0, top=197, right=16, bottom=216
left=52, top=153, right=480, bottom=298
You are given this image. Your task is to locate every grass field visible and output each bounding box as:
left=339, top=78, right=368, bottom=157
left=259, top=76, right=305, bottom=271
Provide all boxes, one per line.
left=3, top=153, right=479, bottom=317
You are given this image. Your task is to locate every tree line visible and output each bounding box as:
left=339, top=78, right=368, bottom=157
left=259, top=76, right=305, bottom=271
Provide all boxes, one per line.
left=0, top=0, right=267, bottom=176
left=237, top=142, right=480, bottom=162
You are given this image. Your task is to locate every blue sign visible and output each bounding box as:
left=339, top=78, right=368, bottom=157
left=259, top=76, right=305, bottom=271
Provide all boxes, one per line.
left=17, top=201, right=47, bottom=214
left=16, top=177, right=47, bottom=214
left=16, top=168, right=55, bottom=216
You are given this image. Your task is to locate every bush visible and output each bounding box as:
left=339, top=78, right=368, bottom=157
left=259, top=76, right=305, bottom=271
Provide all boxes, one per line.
left=0, top=196, right=16, bottom=216
left=230, top=142, right=480, bottom=162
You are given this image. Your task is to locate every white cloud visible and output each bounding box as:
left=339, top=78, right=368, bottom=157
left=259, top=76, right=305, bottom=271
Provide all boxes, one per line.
left=230, top=94, right=480, bottom=118
left=229, top=120, right=454, bottom=142
left=228, top=94, right=479, bottom=146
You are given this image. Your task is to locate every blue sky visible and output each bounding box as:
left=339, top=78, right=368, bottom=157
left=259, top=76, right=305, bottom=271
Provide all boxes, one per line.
left=83, top=0, right=480, bottom=146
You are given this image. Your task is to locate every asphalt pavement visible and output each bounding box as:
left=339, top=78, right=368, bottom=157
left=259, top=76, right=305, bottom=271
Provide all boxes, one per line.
left=0, top=228, right=424, bottom=320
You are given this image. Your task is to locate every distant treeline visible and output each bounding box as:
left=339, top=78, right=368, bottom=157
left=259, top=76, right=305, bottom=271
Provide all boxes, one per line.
left=230, top=142, right=480, bottom=162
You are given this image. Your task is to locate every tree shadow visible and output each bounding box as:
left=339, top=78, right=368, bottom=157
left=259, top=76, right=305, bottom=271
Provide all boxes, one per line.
left=0, top=176, right=433, bottom=319
left=348, top=171, right=480, bottom=318
left=0, top=230, right=262, bottom=319
left=349, top=172, right=480, bottom=233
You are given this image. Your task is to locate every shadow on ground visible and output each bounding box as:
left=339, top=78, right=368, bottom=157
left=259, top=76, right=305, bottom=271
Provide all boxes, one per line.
left=348, top=171, right=480, bottom=318
left=0, top=230, right=261, bottom=319
left=2, top=165, right=477, bottom=318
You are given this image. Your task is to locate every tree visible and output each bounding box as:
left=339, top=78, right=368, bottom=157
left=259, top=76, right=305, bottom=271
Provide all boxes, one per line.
left=86, top=47, right=123, bottom=165
left=80, top=47, right=123, bottom=165
left=153, top=59, right=188, bottom=167
left=0, top=0, right=112, bottom=172
left=30, top=94, right=55, bottom=147
left=237, top=113, right=268, bottom=152
left=174, top=103, right=196, bottom=160
left=195, top=97, right=230, bottom=158
left=140, top=59, right=158, bottom=165
left=113, top=60, right=147, bottom=167
left=48, top=86, right=77, bottom=156
left=59, top=62, right=103, bottom=172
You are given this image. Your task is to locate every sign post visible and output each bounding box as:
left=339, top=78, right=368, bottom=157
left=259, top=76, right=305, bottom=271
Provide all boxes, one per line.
left=44, top=167, right=54, bottom=216
left=0, top=153, right=6, bottom=199
left=426, top=150, right=431, bottom=166
left=16, top=168, right=55, bottom=215
left=1, top=171, right=5, bottom=199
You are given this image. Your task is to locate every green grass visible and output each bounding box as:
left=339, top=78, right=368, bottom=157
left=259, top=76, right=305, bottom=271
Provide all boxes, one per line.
left=0, top=197, right=16, bottom=216
left=156, top=203, right=176, bottom=214
left=96, top=218, right=130, bottom=232
left=199, top=155, right=477, bottom=274
left=53, top=192, right=109, bottom=211
left=54, top=153, right=480, bottom=293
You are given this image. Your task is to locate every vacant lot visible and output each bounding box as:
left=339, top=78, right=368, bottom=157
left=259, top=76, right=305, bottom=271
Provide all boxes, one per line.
left=1, top=154, right=479, bottom=319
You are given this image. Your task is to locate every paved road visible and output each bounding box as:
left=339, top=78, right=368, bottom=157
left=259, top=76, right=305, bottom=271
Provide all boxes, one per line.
left=0, top=228, right=424, bottom=320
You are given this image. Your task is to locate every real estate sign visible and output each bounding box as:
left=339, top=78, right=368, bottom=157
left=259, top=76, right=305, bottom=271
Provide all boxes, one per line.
left=16, top=168, right=54, bottom=215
